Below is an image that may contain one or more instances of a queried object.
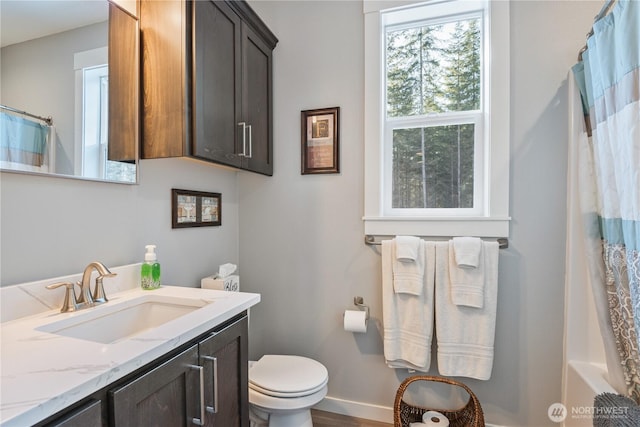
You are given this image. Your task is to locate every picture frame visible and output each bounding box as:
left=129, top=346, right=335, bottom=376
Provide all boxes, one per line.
left=301, top=107, right=340, bottom=174
left=171, top=189, right=221, bottom=228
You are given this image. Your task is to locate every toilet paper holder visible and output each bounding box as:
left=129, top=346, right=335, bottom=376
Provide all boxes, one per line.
left=353, top=296, right=369, bottom=320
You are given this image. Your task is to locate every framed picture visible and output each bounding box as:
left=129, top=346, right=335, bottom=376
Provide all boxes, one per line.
left=301, top=107, right=340, bottom=174
left=171, top=189, right=221, bottom=228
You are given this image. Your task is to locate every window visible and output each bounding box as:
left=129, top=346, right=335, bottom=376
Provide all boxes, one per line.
left=385, top=10, right=483, bottom=213
left=74, top=47, right=136, bottom=183
left=82, top=64, right=109, bottom=180
left=364, top=0, right=510, bottom=237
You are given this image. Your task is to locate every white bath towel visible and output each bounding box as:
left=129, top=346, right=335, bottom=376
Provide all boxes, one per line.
left=393, top=238, right=425, bottom=295
left=396, top=235, right=420, bottom=261
left=452, top=236, right=482, bottom=268
left=449, top=240, right=485, bottom=308
left=435, top=241, right=499, bottom=380
left=382, top=240, right=435, bottom=371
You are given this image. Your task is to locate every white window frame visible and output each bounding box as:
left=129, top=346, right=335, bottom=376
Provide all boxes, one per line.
left=74, top=46, right=108, bottom=177
left=363, top=0, right=510, bottom=237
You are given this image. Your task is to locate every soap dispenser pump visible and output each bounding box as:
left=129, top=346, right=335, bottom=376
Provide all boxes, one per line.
left=141, top=245, right=161, bottom=290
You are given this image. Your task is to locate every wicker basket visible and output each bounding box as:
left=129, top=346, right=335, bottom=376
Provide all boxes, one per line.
left=393, top=376, right=485, bottom=427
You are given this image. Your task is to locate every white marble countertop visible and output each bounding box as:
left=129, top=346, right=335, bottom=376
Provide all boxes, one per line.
left=0, top=285, right=260, bottom=427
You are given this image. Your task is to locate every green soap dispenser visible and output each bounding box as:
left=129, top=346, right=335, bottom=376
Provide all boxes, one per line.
left=141, top=245, right=161, bottom=290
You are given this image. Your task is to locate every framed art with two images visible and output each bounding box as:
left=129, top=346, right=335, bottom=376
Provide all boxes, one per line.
left=171, top=189, right=221, bottom=228
left=301, top=107, right=340, bottom=174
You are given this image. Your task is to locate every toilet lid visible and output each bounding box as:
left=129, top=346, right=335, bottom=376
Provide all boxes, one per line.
left=249, top=355, right=328, bottom=398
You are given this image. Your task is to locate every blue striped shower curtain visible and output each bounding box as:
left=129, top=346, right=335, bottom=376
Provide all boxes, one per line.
left=0, top=112, right=48, bottom=166
left=572, top=0, right=640, bottom=402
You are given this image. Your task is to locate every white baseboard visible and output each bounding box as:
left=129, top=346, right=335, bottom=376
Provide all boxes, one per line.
left=314, top=396, right=504, bottom=427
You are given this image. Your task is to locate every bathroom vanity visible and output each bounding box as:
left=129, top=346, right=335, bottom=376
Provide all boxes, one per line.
left=51, top=313, right=247, bottom=427
left=0, top=269, right=259, bottom=427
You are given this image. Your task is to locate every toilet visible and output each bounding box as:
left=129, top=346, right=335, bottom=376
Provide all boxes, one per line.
left=248, top=355, right=328, bottom=427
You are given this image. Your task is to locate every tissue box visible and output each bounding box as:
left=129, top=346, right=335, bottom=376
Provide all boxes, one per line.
left=201, top=275, right=239, bottom=292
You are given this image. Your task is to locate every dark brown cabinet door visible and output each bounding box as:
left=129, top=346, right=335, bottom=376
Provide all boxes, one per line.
left=193, top=0, right=274, bottom=175
left=241, top=22, right=273, bottom=176
left=199, top=315, right=249, bottom=427
left=193, top=0, right=243, bottom=168
left=109, top=345, right=202, bottom=427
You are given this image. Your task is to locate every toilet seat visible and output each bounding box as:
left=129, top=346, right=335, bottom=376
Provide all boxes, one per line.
left=249, top=384, right=328, bottom=412
left=249, top=355, right=328, bottom=398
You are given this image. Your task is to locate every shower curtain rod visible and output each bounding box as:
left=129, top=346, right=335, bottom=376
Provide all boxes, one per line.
left=577, top=0, right=617, bottom=61
left=364, top=235, right=509, bottom=249
left=0, top=104, right=53, bottom=126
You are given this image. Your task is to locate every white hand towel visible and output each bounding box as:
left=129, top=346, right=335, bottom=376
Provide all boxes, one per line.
left=452, top=236, right=482, bottom=268
left=435, top=241, right=499, bottom=380
left=396, top=235, right=420, bottom=261
left=449, top=240, right=485, bottom=308
left=382, top=240, right=435, bottom=371
left=393, top=238, right=425, bottom=295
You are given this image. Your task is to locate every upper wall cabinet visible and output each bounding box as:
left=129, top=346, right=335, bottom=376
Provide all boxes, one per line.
left=108, top=1, right=139, bottom=164
left=140, top=0, right=278, bottom=176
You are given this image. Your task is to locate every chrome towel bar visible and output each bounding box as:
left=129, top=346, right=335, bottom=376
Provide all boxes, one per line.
left=364, top=235, right=508, bottom=249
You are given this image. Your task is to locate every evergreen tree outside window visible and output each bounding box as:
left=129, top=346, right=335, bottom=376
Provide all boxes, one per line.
left=363, top=0, right=510, bottom=237
left=385, top=10, right=483, bottom=212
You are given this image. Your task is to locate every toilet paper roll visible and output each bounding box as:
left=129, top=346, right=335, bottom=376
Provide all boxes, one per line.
left=343, top=310, right=367, bottom=333
left=422, top=411, right=449, bottom=427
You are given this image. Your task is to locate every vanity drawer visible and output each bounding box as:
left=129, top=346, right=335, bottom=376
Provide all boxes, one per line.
left=44, top=399, right=103, bottom=427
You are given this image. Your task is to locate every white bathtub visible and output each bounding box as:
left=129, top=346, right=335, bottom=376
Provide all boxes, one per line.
left=564, top=361, right=617, bottom=426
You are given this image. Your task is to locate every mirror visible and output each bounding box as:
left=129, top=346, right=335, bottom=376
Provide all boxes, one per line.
left=0, top=0, right=139, bottom=184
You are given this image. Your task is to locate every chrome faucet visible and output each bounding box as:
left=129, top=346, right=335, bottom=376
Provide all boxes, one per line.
left=47, top=262, right=117, bottom=312
left=77, top=262, right=117, bottom=305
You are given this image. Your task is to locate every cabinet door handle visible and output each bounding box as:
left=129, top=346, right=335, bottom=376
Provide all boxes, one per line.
left=201, top=355, right=219, bottom=414
left=246, top=124, right=253, bottom=158
left=187, top=364, right=205, bottom=426
left=237, top=122, right=247, bottom=157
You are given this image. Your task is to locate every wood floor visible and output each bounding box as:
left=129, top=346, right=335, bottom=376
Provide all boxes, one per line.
left=311, top=409, right=393, bottom=427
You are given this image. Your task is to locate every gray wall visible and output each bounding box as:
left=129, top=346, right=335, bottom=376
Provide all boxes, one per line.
left=239, top=1, right=601, bottom=425
left=0, top=158, right=239, bottom=287
left=0, top=1, right=602, bottom=425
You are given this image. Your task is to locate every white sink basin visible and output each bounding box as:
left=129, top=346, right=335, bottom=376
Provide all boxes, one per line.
left=37, top=294, right=213, bottom=344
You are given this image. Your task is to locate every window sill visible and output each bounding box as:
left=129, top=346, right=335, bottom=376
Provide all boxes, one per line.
left=363, top=216, right=510, bottom=238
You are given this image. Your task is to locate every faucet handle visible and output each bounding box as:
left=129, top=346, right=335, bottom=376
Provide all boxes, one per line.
left=92, top=272, right=117, bottom=304
left=46, top=281, right=81, bottom=313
